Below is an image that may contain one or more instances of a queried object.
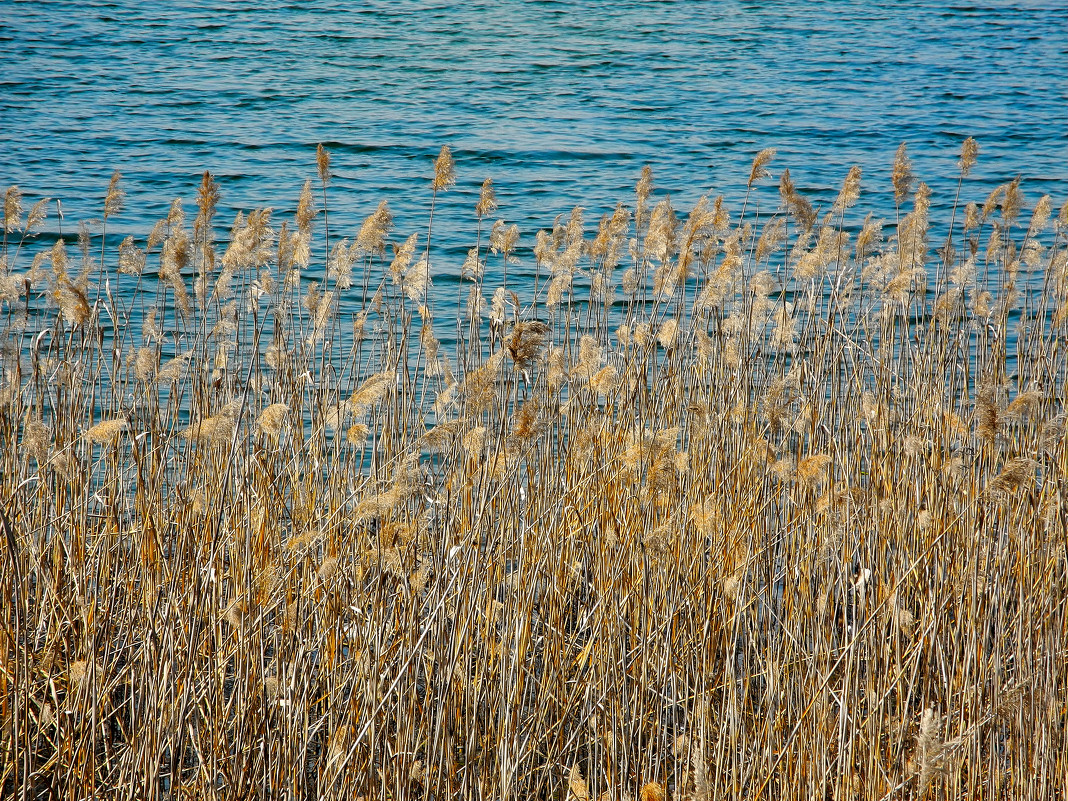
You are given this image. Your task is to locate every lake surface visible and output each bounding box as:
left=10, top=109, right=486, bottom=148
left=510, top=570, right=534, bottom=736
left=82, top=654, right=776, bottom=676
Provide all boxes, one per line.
left=2, top=0, right=1066, bottom=295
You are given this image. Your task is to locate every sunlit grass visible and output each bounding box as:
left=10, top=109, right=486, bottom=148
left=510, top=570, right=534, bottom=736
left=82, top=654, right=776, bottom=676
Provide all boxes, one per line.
left=1, top=141, right=1065, bottom=799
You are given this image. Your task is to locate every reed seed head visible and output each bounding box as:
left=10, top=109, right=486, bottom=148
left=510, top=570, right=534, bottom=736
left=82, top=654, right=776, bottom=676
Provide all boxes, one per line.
left=355, top=199, right=393, bottom=256
left=23, top=419, right=51, bottom=464
left=296, top=180, right=317, bottom=235
left=959, top=136, right=979, bottom=175
left=748, top=148, right=777, bottom=189
left=1001, top=176, right=1023, bottom=226
left=476, top=177, right=497, bottom=219
left=4, top=185, right=23, bottom=233
left=892, top=142, right=913, bottom=206
left=104, top=171, right=124, bottom=219
left=316, top=143, right=331, bottom=184
left=256, top=403, right=289, bottom=443
left=117, top=236, right=146, bottom=275
left=832, top=165, right=862, bottom=215
left=25, top=197, right=49, bottom=233
left=85, top=418, right=127, bottom=445
left=505, top=320, right=550, bottom=369
left=432, top=145, right=455, bottom=192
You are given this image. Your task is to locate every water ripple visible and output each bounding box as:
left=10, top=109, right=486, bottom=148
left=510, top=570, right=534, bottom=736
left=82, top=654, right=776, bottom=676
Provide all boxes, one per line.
left=2, top=0, right=1065, bottom=271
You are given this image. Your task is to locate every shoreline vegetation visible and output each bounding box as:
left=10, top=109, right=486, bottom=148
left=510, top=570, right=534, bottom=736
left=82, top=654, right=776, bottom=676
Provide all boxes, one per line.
left=1, top=142, right=1066, bottom=799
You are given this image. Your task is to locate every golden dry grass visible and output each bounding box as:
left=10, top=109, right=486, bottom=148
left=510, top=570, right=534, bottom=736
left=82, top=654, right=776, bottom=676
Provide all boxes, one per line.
left=1, top=142, right=1066, bottom=799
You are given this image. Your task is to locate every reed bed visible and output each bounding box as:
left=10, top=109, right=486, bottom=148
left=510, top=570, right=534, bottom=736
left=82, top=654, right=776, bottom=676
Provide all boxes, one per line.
left=1, top=142, right=1065, bottom=800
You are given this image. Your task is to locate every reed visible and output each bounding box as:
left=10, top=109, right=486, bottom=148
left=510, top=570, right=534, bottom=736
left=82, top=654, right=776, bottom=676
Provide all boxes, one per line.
left=1, top=141, right=1065, bottom=800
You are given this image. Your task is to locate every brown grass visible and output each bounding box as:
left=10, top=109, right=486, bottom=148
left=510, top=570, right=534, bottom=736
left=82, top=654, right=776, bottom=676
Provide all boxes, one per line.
left=0, top=142, right=1066, bottom=800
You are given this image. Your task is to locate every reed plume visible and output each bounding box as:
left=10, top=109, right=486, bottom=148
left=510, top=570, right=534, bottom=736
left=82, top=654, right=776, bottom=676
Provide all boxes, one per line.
left=748, top=147, right=777, bottom=189
left=892, top=142, right=913, bottom=206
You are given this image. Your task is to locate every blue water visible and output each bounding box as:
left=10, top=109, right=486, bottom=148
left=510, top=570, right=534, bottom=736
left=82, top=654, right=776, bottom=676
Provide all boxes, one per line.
left=2, top=0, right=1066, bottom=293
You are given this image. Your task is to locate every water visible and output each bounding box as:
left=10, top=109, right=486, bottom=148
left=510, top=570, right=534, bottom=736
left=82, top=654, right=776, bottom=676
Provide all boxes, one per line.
left=2, top=0, right=1066, bottom=295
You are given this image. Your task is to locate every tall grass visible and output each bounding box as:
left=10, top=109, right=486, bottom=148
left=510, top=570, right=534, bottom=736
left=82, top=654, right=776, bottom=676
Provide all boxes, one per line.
left=1, top=141, right=1065, bottom=800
